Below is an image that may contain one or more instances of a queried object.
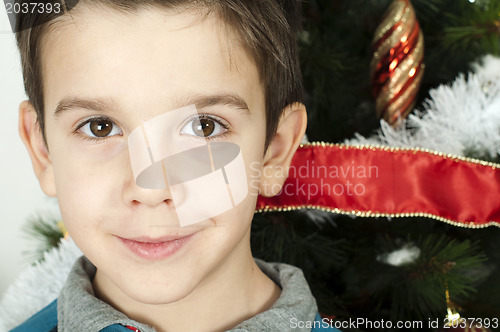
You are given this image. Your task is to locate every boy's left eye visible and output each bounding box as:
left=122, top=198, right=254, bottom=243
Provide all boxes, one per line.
left=77, top=117, right=123, bottom=139
left=180, top=115, right=228, bottom=139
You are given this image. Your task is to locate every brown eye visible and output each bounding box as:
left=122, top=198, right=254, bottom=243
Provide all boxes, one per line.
left=78, top=117, right=122, bottom=139
left=192, top=118, right=215, bottom=137
left=90, top=119, right=113, bottom=137
left=180, top=115, right=227, bottom=139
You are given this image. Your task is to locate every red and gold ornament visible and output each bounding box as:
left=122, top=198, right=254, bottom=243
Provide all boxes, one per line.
left=370, top=0, right=425, bottom=126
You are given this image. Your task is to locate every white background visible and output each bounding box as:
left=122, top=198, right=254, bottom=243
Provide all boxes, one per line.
left=0, top=5, right=57, bottom=297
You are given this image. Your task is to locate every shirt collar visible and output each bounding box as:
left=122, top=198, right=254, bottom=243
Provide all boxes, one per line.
left=230, top=258, right=318, bottom=331
left=57, top=256, right=155, bottom=332
left=58, top=256, right=318, bottom=331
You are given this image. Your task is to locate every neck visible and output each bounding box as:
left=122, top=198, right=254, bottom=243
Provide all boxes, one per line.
left=93, top=232, right=281, bottom=332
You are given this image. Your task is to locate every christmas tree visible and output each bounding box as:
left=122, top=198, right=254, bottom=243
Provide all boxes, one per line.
left=251, top=0, right=500, bottom=330
left=9, top=0, right=500, bottom=331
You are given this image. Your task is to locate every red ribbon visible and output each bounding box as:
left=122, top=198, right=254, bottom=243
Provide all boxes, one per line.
left=256, top=143, right=500, bottom=228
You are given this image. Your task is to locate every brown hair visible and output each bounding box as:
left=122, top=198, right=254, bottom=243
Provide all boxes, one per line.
left=15, top=0, right=304, bottom=149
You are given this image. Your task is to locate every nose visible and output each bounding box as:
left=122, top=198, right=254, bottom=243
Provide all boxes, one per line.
left=122, top=162, right=175, bottom=208
left=128, top=185, right=174, bottom=208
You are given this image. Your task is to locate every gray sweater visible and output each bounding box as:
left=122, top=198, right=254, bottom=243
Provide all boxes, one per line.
left=57, top=256, right=319, bottom=331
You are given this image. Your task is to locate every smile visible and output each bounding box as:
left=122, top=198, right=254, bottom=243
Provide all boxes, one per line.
left=117, top=233, right=196, bottom=260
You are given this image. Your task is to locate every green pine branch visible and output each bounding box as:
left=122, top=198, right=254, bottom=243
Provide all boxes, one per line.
left=347, top=232, right=487, bottom=322
left=22, top=214, right=65, bottom=263
left=443, top=0, right=500, bottom=55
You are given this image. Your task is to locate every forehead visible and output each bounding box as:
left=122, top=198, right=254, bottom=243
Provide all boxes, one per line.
left=40, top=5, right=263, bottom=121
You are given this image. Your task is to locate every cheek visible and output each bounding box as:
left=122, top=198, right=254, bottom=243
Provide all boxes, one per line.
left=199, top=144, right=264, bottom=244
left=203, top=195, right=255, bottom=254
left=49, top=140, right=130, bottom=224
left=242, top=144, right=266, bottom=199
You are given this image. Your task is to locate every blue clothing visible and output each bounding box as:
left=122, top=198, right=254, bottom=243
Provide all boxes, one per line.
left=10, top=300, right=57, bottom=332
left=11, top=301, right=338, bottom=331
left=11, top=300, right=132, bottom=331
left=11, top=257, right=340, bottom=331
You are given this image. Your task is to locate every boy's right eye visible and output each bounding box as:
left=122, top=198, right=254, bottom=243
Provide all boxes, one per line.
left=76, top=117, right=123, bottom=140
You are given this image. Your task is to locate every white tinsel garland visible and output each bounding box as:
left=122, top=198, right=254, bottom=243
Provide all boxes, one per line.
left=1, top=55, right=499, bottom=330
left=0, top=238, right=82, bottom=330
left=347, top=55, right=500, bottom=159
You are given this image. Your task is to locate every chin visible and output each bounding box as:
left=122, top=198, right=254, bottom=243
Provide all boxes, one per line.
left=122, top=276, right=197, bottom=305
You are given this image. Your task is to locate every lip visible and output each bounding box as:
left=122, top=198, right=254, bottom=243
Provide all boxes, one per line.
left=117, top=233, right=196, bottom=260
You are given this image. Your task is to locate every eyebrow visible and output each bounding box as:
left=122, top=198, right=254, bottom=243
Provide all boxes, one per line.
left=53, top=93, right=250, bottom=117
left=54, top=97, right=118, bottom=117
left=184, top=93, right=250, bottom=114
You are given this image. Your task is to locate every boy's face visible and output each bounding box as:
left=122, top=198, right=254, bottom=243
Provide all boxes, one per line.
left=29, top=7, right=272, bottom=304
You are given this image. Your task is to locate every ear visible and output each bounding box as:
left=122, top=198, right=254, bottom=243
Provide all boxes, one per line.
left=259, top=102, right=307, bottom=197
left=18, top=101, right=56, bottom=196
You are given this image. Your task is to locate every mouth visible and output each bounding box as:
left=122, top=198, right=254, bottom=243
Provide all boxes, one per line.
left=117, top=233, right=197, bottom=260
